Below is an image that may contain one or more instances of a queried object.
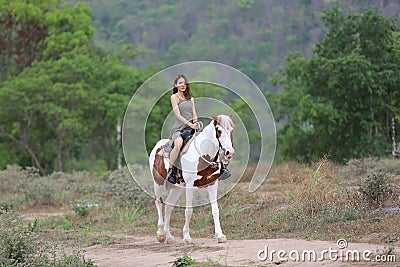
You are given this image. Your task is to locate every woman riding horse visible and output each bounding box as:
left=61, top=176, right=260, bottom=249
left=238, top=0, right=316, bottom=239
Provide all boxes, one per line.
left=150, top=113, right=235, bottom=243
left=164, top=74, right=230, bottom=184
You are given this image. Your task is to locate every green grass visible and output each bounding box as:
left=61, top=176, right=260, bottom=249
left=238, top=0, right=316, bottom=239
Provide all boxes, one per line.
left=172, top=255, right=230, bottom=267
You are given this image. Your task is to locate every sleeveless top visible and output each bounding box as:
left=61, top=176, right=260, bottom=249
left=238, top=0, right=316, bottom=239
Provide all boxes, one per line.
left=164, top=96, right=193, bottom=152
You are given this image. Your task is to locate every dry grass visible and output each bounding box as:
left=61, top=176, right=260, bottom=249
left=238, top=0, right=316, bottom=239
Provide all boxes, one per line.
left=1, top=158, right=399, bottom=249
left=215, top=158, right=400, bottom=244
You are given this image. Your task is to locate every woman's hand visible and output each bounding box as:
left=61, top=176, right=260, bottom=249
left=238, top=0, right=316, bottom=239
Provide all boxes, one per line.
left=189, top=122, right=199, bottom=130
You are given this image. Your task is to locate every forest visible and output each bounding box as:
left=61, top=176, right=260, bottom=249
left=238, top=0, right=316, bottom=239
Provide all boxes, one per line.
left=1, top=0, right=399, bottom=174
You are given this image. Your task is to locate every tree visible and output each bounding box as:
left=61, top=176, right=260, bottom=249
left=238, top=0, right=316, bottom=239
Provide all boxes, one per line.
left=0, top=0, right=55, bottom=81
left=0, top=1, right=149, bottom=173
left=0, top=46, right=149, bottom=174
left=272, top=7, right=400, bottom=162
left=0, top=0, right=94, bottom=81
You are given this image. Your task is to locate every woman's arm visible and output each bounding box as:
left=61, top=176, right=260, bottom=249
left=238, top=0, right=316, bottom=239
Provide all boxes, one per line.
left=191, top=97, right=198, bottom=123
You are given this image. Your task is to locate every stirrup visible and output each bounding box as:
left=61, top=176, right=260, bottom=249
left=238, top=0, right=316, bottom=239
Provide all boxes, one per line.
left=219, top=168, right=231, bottom=180
left=166, top=168, right=177, bottom=184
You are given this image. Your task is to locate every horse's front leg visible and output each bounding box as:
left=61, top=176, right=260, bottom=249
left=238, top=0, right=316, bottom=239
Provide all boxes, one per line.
left=164, top=186, right=183, bottom=243
left=183, top=182, right=195, bottom=243
left=207, top=180, right=226, bottom=243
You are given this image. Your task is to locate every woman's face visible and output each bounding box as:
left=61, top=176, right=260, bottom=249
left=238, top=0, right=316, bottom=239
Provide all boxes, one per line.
left=175, top=77, right=187, bottom=92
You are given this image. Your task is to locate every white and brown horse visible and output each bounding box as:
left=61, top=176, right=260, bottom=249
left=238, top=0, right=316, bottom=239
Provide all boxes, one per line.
left=149, top=114, right=234, bottom=243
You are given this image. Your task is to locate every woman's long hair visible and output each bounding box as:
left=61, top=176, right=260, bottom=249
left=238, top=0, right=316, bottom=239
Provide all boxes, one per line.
left=172, top=74, right=193, bottom=99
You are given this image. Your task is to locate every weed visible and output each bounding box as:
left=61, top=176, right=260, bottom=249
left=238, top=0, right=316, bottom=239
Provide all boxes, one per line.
left=74, top=204, right=91, bottom=218
left=376, top=246, right=395, bottom=255
left=51, top=248, right=96, bottom=267
left=358, top=172, right=396, bottom=207
left=268, top=159, right=367, bottom=233
left=0, top=212, right=95, bottom=266
left=385, top=234, right=398, bottom=244
left=110, top=206, right=142, bottom=225
left=73, top=197, right=102, bottom=218
left=193, top=258, right=227, bottom=266
left=40, top=215, right=74, bottom=230
left=173, top=255, right=195, bottom=267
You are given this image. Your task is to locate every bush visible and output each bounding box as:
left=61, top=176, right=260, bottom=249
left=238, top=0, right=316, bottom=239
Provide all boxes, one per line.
left=0, top=165, right=36, bottom=207
left=101, top=166, right=150, bottom=207
left=173, top=255, right=195, bottom=267
left=0, top=165, right=100, bottom=207
left=358, top=172, right=397, bottom=208
left=0, top=212, right=95, bottom=266
left=21, top=175, right=59, bottom=205
left=72, top=197, right=102, bottom=218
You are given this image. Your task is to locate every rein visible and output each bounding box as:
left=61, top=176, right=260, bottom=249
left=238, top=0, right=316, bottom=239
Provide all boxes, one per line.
left=194, top=121, right=230, bottom=169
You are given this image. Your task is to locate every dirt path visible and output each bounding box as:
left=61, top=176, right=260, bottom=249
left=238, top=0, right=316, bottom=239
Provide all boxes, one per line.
left=84, top=235, right=400, bottom=266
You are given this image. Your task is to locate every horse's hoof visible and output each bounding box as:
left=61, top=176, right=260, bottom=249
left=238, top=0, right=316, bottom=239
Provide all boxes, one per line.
left=157, top=234, right=166, bottom=243
left=217, top=236, right=227, bottom=243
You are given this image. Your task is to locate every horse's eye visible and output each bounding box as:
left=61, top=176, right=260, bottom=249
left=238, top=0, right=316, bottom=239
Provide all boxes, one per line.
left=217, top=129, right=222, bottom=134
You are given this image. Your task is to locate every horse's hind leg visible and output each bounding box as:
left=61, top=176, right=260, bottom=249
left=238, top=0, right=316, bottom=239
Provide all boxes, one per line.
left=183, top=185, right=195, bottom=243
left=207, top=181, right=226, bottom=243
left=154, top=182, right=166, bottom=243
left=164, top=186, right=183, bottom=243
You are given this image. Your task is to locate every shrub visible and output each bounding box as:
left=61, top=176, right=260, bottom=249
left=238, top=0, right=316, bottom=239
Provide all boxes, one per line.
left=101, top=166, right=151, bottom=207
left=73, top=203, right=91, bottom=218
left=72, top=197, right=102, bottom=218
left=0, top=165, right=35, bottom=207
left=0, top=212, right=41, bottom=265
left=173, top=255, right=195, bottom=267
left=0, top=212, right=95, bottom=266
left=0, top=165, right=100, bottom=207
left=358, top=172, right=397, bottom=208
left=21, top=175, right=59, bottom=205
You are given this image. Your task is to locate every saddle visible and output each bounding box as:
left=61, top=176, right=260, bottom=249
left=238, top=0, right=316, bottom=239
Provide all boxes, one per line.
left=162, top=132, right=199, bottom=183
left=163, top=131, right=198, bottom=158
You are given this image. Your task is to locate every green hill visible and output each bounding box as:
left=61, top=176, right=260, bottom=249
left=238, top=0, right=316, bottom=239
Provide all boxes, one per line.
left=69, top=0, right=400, bottom=90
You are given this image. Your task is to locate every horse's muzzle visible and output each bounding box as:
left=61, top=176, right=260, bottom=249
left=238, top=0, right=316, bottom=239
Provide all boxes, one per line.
left=225, top=149, right=234, bottom=160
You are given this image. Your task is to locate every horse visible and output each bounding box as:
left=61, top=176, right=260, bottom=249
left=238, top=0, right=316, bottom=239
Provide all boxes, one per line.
left=149, top=114, right=235, bottom=243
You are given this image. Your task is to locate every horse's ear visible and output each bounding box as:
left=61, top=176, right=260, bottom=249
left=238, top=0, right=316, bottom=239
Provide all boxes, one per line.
left=229, top=111, right=233, bottom=118
left=210, top=113, right=218, bottom=126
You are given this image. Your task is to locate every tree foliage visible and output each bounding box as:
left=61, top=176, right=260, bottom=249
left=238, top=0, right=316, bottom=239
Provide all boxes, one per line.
left=0, top=1, right=149, bottom=174
left=0, top=0, right=55, bottom=81
left=272, top=7, right=400, bottom=162
left=73, top=0, right=400, bottom=91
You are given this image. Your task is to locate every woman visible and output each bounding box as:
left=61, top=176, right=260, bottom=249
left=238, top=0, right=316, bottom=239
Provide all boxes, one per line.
left=165, top=74, right=199, bottom=184
left=165, top=74, right=231, bottom=184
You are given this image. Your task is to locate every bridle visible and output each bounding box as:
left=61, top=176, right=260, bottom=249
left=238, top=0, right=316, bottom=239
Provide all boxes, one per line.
left=194, top=121, right=232, bottom=169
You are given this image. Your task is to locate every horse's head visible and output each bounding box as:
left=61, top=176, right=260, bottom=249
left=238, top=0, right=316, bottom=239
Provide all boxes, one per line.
left=211, top=113, right=235, bottom=160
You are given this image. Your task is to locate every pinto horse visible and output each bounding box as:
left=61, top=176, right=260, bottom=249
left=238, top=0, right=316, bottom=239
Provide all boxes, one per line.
left=149, top=114, right=234, bottom=243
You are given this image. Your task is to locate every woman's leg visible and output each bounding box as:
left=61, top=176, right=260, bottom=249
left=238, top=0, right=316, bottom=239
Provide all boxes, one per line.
left=167, top=137, right=183, bottom=183
left=169, top=137, right=183, bottom=168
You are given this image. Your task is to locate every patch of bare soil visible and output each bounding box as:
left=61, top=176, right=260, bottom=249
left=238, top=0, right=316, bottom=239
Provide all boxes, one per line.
left=21, top=211, right=66, bottom=221
left=83, top=235, right=400, bottom=267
